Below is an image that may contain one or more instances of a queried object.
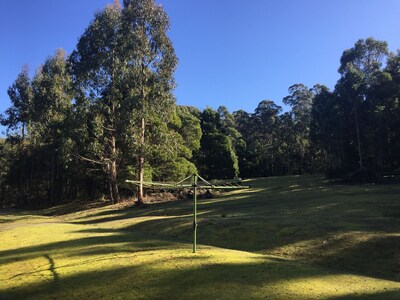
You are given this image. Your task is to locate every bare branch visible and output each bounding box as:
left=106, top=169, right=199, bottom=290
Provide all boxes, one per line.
left=74, top=153, right=105, bottom=166
left=101, top=124, right=117, bottom=131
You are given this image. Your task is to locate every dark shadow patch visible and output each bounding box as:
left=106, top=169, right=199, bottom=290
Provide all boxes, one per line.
left=44, top=254, right=59, bottom=283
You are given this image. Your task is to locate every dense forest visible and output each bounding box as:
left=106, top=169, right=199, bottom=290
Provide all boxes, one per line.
left=1, top=0, right=400, bottom=207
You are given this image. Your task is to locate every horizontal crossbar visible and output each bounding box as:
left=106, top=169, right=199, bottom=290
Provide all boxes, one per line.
left=125, top=179, right=249, bottom=190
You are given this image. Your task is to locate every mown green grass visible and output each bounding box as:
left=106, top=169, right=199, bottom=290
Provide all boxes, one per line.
left=1, top=175, right=400, bottom=299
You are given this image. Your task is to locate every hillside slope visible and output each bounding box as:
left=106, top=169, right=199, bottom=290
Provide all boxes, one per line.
left=1, top=175, right=400, bottom=299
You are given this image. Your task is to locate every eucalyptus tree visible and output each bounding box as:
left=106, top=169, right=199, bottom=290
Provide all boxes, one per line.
left=283, top=84, right=314, bottom=125
left=252, top=100, right=282, bottom=176
left=277, top=112, right=296, bottom=174
left=122, top=0, right=177, bottom=203
left=70, top=3, right=126, bottom=203
left=232, top=101, right=283, bottom=177
left=31, top=49, right=73, bottom=203
left=0, top=66, right=33, bottom=205
left=336, top=38, right=389, bottom=170
left=309, top=85, right=345, bottom=173
left=384, top=51, right=400, bottom=170
left=232, top=109, right=253, bottom=177
left=70, top=0, right=177, bottom=204
left=366, top=50, right=400, bottom=172
left=283, top=84, right=314, bottom=173
left=31, top=49, right=72, bottom=142
left=1, top=65, right=33, bottom=141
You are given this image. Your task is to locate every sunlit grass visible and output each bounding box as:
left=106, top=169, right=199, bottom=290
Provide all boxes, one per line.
left=1, top=175, right=400, bottom=299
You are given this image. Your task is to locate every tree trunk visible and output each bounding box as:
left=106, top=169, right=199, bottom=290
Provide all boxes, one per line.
left=21, top=123, right=25, bottom=142
left=108, top=49, right=120, bottom=204
left=50, top=147, right=55, bottom=204
left=110, top=134, right=119, bottom=203
left=110, top=160, right=119, bottom=204
left=271, top=153, right=274, bottom=176
left=29, top=155, right=33, bottom=203
left=354, top=106, right=363, bottom=169
left=137, top=117, right=145, bottom=205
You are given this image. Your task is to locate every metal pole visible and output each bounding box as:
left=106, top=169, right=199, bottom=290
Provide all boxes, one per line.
left=193, top=174, right=198, bottom=253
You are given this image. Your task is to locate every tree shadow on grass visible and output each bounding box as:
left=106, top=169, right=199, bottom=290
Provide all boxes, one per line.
left=4, top=253, right=398, bottom=300
left=0, top=228, right=173, bottom=265
left=117, top=215, right=400, bottom=282
left=51, top=175, right=400, bottom=282
left=2, top=213, right=398, bottom=284
left=65, top=176, right=323, bottom=223
left=67, top=198, right=195, bottom=226
left=43, top=254, right=59, bottom=283
left=1, top=220, right=400, bottom=300
left=3, top=175, right=400, bottom=288
left=306, top=234, right=400, bottom=282
left=70, top=176, right=400, bottom=235
left=328, top=290, right=400, bottom=300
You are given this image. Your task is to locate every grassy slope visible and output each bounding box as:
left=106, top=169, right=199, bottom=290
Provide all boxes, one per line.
left=1, top=175, right=400, bottom=299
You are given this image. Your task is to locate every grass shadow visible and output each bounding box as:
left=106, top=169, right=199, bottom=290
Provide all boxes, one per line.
left=5, top=255, right=397, bottom=299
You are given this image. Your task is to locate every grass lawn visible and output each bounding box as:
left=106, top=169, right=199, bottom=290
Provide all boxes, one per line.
left=1, top=175, right=400, bottom=299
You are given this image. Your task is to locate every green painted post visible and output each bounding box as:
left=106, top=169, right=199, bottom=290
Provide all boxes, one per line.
left=193, top=174, right=198, bottom=253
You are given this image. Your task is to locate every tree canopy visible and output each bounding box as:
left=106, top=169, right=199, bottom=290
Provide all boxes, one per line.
left=1, top=6, right=400, bottom=210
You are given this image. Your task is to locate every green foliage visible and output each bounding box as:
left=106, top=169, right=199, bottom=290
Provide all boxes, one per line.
left=195, top=108, right=239, bottom=179
left=0, top=139, right=14, bottom=206
left=68, top=0, right=178, bottom=202
left=68, top=4, right=129, bottom=203
left=282, top=84, right=314, bottom=174
left=176, top=106, right=202, bottom=156
left=234, top=100, right=283, bottom=177
left=2, top=16, right=400, bottom=210
left=31, top=49, right=73, bottom=143
left=310, top=37, right=395, bottom=174
left=124, top=163, right=153, bottom=182
left=1, top=65, right=32, bottom=138
left=147, top=105, right=201, bottom=181
left=154, top=157, right=197, bottom=181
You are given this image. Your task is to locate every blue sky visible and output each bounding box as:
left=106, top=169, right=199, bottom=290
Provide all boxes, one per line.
left=1, top=0, right=400, bottom=134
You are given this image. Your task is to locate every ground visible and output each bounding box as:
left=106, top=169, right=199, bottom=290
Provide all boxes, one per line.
left=1, top=175, right=400, bottom=299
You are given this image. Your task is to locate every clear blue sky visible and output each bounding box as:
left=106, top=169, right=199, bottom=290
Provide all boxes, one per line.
left=1, top=0, right=400, bottom=134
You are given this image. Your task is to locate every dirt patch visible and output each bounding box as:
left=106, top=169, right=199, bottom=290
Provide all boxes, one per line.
left=143, top=192, right=181, bottom=204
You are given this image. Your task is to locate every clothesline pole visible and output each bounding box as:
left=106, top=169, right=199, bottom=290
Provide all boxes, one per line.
left=193, top=173, right=198, bottom=253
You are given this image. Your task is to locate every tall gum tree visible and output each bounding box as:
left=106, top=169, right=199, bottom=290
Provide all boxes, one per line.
left=31, top=49, right=73, bottom=203
left=252, top=100, right=282, bottom=176
left=283, top=84, right=314, bottom=173
left=337, top=38, right=389, bottom=170
left=70, top=3, right=125, bottom=203
left=70, top=0, right=177, bottom=204
left=122, top=0, right=177, bottom=204
left=1, top=65, right=33, bottom=141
